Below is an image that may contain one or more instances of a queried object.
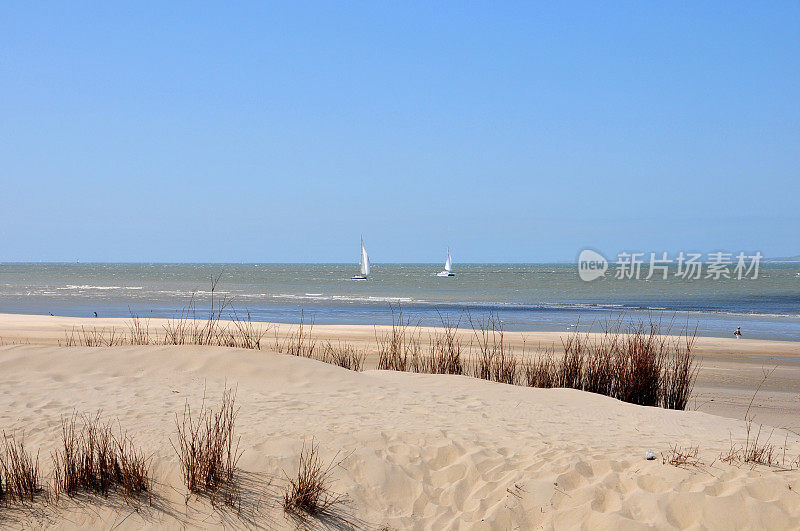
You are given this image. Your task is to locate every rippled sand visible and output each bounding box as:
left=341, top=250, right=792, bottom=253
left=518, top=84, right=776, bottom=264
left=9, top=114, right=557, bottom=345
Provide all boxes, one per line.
left=1, top=329, right=799, bottom=528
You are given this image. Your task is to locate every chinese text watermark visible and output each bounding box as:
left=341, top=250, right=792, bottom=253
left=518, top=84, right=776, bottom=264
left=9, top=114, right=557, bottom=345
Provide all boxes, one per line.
left=578, top=250, right=762, bottom=282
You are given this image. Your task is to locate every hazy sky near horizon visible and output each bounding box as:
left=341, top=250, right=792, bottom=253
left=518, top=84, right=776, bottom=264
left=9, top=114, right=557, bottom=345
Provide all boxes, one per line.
left=1, top=2, right=798, bottom=263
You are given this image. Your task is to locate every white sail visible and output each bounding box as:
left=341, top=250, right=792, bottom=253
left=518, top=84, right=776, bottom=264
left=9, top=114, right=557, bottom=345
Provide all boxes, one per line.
left=437, top=248, right=455, bottom=276
left=360, top=238, right=370, bottom=276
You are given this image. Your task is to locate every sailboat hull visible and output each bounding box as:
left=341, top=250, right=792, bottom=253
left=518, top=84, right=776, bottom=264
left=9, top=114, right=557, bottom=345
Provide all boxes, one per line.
left=437, top=271, right=455, bottom=277
left=351, top=275, right=368, bottom=280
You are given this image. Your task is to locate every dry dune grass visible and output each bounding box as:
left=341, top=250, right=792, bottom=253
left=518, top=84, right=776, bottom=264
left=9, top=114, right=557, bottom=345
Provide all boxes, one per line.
left=161, top=279, right=268, bottom=350
left=524, top=348, right=557, bottom=388
left=518, top=318, right=700, bottom=409
left=273, top=313, right=367, bottom=371
left=50, top=412, right=151, bottom=504
left=376, top=307, right=421, bottom=372
left=369, top=308, right=699, bottom=410
left=0, top=341, right=799, bottom=527
left=62, top=326, right=126, bottom=347
left=126, top=313, right=151, bottom=345
left=0, top=381, right=356, bottom=525
left=318, top=340, right=366, bottom=371
left=60, top=278, right=269, bottom=351
left=468, top=313, right=517, bottom=384
left=662, top=445, right=703, bottom=468
left=0, top=432, right=41, bottom=503
left=419, top=314, right=465, bottom=375
left=171, top=386, right=242, bottom=508
left=55, top=306, right=700, bottom=410
left=718, top=367, right=800, bottom=470
left=278, top=311, right=317, bottom=358
left=720, top=425, right=782, bottom=468
left=51, top=277, right=699, bottom=409
left=282, top=439, right=348, bottom=522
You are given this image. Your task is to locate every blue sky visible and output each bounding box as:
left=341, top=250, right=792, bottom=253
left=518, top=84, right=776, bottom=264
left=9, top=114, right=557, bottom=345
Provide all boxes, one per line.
left=1, top=2, right=798, bottom=262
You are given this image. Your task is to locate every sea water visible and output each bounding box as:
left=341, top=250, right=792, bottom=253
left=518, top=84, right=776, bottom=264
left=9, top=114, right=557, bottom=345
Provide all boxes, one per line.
left=1, top=263, right=798, bottom=340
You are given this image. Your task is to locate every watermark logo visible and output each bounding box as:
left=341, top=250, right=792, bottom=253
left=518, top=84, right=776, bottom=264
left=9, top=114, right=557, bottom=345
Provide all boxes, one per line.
left=578, top=249, right=608, bottom=281
left=577, top=249, right=762, bottom=282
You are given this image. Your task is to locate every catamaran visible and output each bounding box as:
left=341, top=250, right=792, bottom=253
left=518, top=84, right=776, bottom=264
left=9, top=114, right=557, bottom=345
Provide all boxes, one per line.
left=351, top=237, right=370, bottom=280
left=437, top=248, right=455, bottom=277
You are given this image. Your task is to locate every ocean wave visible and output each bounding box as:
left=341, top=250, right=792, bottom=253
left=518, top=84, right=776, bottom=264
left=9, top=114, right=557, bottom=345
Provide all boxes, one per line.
left=235, top=293, right=269, bottom=299
left=262, top=296, right=800, bottom=320
left=4, top=286, right=798, bottom=321
left=57, top=285, right=143, bottom=291
left=271, top=293, right=417, bottom=304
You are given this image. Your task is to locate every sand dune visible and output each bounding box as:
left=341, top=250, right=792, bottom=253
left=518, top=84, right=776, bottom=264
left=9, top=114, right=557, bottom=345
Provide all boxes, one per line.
left=2, top=313, right=800, bottom=361
left=1, top=342, right=799, bottom=529
left=2, top=312, right=799, bottom=428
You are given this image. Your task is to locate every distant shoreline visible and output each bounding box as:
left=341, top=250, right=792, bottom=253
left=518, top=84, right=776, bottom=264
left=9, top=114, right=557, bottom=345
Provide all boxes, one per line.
left=1, top=311, right=799, bottom=345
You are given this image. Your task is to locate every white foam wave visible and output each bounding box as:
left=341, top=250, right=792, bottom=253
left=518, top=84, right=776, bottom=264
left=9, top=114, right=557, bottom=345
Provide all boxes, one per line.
left=272, top=293, right=416, bottom=304
left=57, top=285, right=144, bottom=291
left=59, top=285, right=121, bottom=290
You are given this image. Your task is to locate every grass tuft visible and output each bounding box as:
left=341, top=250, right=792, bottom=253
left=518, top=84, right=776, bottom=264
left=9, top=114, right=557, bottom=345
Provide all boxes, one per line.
left=519, top=317, right=698, bottom=410
left=319, top=341, right=366, bottom=371
left=376, top=306, right=421, bottom=372
left=661, top=445, right=702, bottom=468
left=279, top=311, right=317, bottom=358
left=419, top=314, right=464, bottom=375
left=467, top=312, right=518, bottom=385
left=283, top=439, right=346, bottom=520
left=171, top=386, right=241, bottom=506
left=0, top=431, right=41, bottom=503
left=50, top=412, right=150, bottom=505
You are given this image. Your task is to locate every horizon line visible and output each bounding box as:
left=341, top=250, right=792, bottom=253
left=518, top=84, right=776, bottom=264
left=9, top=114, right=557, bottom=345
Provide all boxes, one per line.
left=1, top=258, right=798, bottom=265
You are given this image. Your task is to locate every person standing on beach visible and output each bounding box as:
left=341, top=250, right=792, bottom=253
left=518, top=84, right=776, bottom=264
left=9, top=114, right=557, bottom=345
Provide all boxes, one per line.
left=734, top=326, right=742, bottom=339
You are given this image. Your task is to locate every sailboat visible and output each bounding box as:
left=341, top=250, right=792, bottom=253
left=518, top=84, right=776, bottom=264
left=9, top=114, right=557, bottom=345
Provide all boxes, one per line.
left=351, top=237, right=370, bottom=280
left=437, top=248, right=455, bottom=277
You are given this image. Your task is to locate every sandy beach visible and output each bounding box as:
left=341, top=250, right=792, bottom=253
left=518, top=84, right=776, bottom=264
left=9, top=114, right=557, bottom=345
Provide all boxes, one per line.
left=1, top=313, right=799, bottom=529
left=5, top=1, right=798, bottom=527
left=2, top=313, right=799, bottom=428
